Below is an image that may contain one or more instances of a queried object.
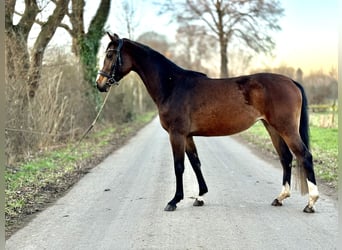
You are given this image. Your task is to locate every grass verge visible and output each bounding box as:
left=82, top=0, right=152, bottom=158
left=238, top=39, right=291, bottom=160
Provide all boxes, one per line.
left=5, top=111, right=156, bottom=238
left=240, top=121, right=338, bottom=188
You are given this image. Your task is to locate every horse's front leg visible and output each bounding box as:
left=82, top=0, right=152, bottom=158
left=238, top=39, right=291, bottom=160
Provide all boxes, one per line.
left=164, top=133, right=186, bottom=211
left=186, top=136, right=208, bottom=206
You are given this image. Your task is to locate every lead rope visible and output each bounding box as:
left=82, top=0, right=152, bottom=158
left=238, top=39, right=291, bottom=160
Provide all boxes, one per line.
left=70, top=86, right=113, bottom=153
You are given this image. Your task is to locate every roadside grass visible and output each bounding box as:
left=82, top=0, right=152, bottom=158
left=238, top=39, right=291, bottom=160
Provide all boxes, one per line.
left=5, top=111, right=156, bottom=235
left=240, top=115, right=338, bottom=188
left=310, top=126, right=338, bottom=183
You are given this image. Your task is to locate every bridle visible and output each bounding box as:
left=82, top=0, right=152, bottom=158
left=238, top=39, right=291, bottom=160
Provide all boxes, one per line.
left=98, top=38, right=124, bottom=87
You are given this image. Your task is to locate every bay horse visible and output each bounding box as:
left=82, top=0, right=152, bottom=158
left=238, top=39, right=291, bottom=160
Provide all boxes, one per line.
left=96, top=33, right=319, bottom=213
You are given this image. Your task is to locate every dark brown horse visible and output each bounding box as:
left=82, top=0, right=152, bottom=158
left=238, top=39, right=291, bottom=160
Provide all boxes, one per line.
left=96, top=33, right=319, bottom=213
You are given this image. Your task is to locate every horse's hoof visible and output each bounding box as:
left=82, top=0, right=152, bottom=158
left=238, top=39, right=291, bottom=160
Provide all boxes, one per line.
left=164, top=204, right=177, bottom=211
left=303, top=205, right=315, bottom=213
left=271, top=198, right=283, bottom=206
left=193, top=198, right=204, bottom=206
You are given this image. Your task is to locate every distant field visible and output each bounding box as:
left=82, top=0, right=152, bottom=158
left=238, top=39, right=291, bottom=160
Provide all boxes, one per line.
left=309, top=111, right=337, bottom=128
left=240, top=111, right=338, bottom=188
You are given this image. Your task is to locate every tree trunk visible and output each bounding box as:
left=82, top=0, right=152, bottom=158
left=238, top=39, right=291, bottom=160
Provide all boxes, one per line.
left=163, top=0, right=283, bottom=79
left=218, top=30, right=229, bottom=78
left=5, top=0, right=69, bottom=98
left=70, top=0, right=85, bottom=56
left=219, top=39, right=228, bottom=78
left=27, top=0, right=70, bottom=98
left=5, top=0, right=39, bottom=82
left=215, top=1, right=228, bottom=78
left=70, top=0, right=111, bottom=109
left=5, top=30, right=30, bottom=82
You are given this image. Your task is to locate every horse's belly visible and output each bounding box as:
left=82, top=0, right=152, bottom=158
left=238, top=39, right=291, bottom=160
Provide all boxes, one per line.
left=190, top=108, right=261, bottom=136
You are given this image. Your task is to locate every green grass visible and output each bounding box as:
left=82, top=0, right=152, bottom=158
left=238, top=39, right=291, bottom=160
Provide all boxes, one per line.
left=310, top=126, right=337, bottom=153
left=5, top=144, right=94, bottom=219
left=240, top=120, right=338, bottom=187
left=135, top=111, right=157, bottom=123
left=309, top=126, right=338, bottom=183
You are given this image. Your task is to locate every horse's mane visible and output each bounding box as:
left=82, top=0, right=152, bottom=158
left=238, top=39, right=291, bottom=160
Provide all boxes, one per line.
left=131, top=40, right=208, bottom=78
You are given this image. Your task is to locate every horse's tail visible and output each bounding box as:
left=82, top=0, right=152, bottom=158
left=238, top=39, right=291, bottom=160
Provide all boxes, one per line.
left=293, top=81, right=310, bottom=149
left=293, top=80, right=310, bottom=194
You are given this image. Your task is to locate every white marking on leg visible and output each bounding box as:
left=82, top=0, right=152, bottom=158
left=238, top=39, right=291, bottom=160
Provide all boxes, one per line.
left=193, top=194, right=205, bottom=206
left=196, top=195, right=204, bottom=202
left=277, top=182, right=291, bottom=203
left=307, top=180, right=319, bottom=208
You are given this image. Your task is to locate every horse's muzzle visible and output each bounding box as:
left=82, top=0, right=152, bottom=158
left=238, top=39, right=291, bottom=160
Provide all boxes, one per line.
left=95, top=75, right=110, bottom=92
left=96, top=81, right=110, bottom=92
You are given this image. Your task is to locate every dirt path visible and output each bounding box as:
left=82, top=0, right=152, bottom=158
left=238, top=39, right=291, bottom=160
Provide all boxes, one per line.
left=6, top=117, right=338, bottom=249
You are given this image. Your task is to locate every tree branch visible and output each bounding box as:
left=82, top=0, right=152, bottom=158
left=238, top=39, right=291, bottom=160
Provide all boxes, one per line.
left=16, top=0, right=40, bottom=40
left=157, top=0, right=283, bottom=76
left=58, top=22, right=73, bottom=35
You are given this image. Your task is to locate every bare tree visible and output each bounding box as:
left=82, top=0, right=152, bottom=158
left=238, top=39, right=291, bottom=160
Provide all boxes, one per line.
left=5, top=0, right=70, bottom=98
left=174, top=24, right=215, bottom=73
left=304, top=71, right=338, bottom=105
left=137, top=31, right=170, bottom=55
left=296, top=68, right=304, bottom=83
left=121, top=0, right=139, bottom=39
left=160, top=0, right=283, bottom=77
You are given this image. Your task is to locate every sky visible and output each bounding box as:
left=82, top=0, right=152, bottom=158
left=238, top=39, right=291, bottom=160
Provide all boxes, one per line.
left=261, top=0, right=338, bottom=74
left=21, top=0, right=338, bottom=76
left=87, top=0, right=339, bottom=75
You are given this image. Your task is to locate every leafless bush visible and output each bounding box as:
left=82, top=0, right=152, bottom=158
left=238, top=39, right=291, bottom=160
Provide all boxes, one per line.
left=250, top=66, right=338, bottom=106
left=102, top=72, right=155, bottom=124
left=6, top=47, right=155, bottom=165
left=303, top=71, right=338, bottom=105
left=29, top=72, right=70, bottom=146
left=6, top=49, right=95, bottom=164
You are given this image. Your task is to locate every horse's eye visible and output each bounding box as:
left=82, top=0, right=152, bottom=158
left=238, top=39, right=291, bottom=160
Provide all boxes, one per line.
left=106, top=52, right=113, bottom=59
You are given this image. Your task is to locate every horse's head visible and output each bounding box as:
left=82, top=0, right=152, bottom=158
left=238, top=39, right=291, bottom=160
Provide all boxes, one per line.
left=96, top=33, right=131, bottom=92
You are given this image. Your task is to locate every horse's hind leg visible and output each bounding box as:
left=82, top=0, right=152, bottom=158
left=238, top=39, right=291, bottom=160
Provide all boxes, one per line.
left=283, top=135, right=319, bottom=213
left=186, top=136, right=208, bottom=206
left=262, top=121, right=293, bottom=206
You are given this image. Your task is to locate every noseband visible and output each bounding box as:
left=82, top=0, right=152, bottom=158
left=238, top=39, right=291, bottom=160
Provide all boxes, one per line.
left=98, top=38, right=124, bottom=86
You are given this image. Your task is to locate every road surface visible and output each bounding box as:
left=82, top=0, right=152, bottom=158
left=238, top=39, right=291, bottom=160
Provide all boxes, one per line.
left=6, top=117, right=338, bottom=249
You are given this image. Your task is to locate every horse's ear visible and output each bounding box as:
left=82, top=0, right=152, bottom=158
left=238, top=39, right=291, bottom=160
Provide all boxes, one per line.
left=107, top=32, right=120, bottom=41
left=107, top=32, right=114, bottom=41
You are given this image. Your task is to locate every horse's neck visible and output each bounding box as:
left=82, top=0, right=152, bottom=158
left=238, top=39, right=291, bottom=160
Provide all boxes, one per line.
left=128, top=42, right=176, bottom=105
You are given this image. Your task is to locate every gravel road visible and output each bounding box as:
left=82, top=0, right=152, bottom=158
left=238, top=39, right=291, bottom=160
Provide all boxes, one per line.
left=6, top=117, right=338, bottom=250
